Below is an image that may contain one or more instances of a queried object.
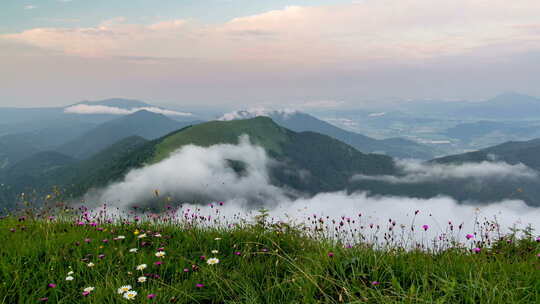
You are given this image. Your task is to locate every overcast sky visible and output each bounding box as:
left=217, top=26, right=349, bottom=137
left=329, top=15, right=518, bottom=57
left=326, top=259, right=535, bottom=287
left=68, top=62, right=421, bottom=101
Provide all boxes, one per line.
left=1, top=0, right=540, bottom=109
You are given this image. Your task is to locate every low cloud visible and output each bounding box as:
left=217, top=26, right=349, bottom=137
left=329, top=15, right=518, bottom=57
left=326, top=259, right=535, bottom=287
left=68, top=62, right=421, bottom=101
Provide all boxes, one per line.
left=89, top=136, right=287, bottom=210
left=218, top=108, right=297, bottom=121
left=85, top=138, right=540, bottom=246
left=352, top=159, right=538, bottom=184
left=64, top=104, right=192, bottom=116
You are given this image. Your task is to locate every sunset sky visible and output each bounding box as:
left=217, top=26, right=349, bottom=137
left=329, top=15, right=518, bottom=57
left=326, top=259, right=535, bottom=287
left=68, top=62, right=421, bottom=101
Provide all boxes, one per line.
left=1, top=0, right=540, bottom=108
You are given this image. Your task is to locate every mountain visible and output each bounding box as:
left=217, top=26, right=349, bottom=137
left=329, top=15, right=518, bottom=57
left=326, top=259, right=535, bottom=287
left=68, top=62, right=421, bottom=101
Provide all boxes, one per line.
left=0, top=117, right=397, bottom=208
left=0, top=136, right=150, bottom=207
left=434, top=138, right=540, bottom=170
left=453, top=92, right=540, bottom=119
left=220, top=110, right=438, bottom=159
left=89, top=117, right=396, bottom=196
left=56, top=110, right=198, bottom=159
left=0, top=136, right=41, bottom=170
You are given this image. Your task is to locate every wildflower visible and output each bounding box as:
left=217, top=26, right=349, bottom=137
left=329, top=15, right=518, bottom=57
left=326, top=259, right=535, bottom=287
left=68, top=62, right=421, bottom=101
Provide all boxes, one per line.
left=134, top=230, right=140, bottom=235
left=536, top=237, right=540, bottom=242
left=206, top=258, right=220, bottom=265
left=136, top=264, right=147, bottom=271
left=138, top=276, right=147, bottom=283
left=199, top=255, right=206, bottom=261
left=38, top=298, right=48, bottom=302
left=123, top=290, right=137, bottom=300
left=87, top=262, right=95, bottom=267
left=48, top=283, right=56, bottom=288
left=117, top=235, right=125, bottom=240
left=155, top=251, right=166, bottom=258
left=98, top=254, right=105, bottom=259
left=102, top=239, right=109, bottom=243
left=154, top=261, right=163, bottom=266
left=154, top=234, right=162, bottom=238
left=473, top=247, right=481, bottom=253
left=147, top=294, right=156, bottom=299
left=84, top=238, right=91, bottom=243
left=66, top=276, right=74, bottom=281
left=422, top=225, right=429, bottom=231
left=183, top=268, right=189, bottom=272
left=67, top=271, right=74, bottom=275
left=211, top=250, right=219, bottom=254
left=117, top=285, right=132, bottom=294
left=234, top=251, right=241, bottom=256
left=82, top=287, right=94, bottom=296
left=138, top=233, right=147, bottom=239
left=371, top=281, right=380, bottom=286
left=214, top=237, right=222, bottom=241
left=195, top=284, right=205, bottom=288
left=129, top=248, right=138, bottom=253
left=466, top=234, right=474, bottom=240
left=327, top=252, right=334, bottom=258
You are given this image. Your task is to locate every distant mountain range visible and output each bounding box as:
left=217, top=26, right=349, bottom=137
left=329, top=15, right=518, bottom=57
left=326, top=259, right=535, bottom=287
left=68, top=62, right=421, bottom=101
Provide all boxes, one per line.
left=220, top=109, right=438, bottom=159
left=56, top=110, right=200, bottom=159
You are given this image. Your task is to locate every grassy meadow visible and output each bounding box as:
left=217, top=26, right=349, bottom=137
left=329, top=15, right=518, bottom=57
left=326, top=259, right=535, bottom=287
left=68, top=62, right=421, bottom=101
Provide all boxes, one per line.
left=0, top=204, right=539, bottom=304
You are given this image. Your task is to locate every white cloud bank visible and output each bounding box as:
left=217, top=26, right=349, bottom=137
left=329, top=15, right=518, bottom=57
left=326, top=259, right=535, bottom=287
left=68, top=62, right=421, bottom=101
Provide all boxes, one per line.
left=88, top=138, right=540, bottom=245
left=4, top=1, right=540, bottom=65
left=64, top=104, right=193, bottom=116
left=353, top=159, right=538, bottom=184
left=91, top=136, right=287, bottom=210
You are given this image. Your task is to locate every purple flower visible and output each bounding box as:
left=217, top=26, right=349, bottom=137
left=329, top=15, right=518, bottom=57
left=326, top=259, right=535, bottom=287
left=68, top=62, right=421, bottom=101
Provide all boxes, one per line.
left=199, top=255, right=206, bottom=261
left=327, top=252, right=334, bottom=258
left=466, top=234, right=474, bottom=240
left=48, top=283, right=57, bottom=288
left=183, top=268, right=189, bottom=272
left=154, top=261, right=163, bottom=266
left=147, top=294, right=156, bottom=299
left=195, top=284, right=205, bottom=288
left=84, top=238, right=91, bottom=243
left=422, top=225, right=429, bottom=231
left=98, top=254, right=105, bottom=259
left=9, top=228, right=15, bottom=233
left=102, top=239, right=109, bottom=243
left=82, top=291, right=90, bottom=296
left=371, top=281, right=380, bottom=286
left=473, top=247, right=481, bottom=253
left=536, top=237, right=540, bottom=242
left=234, top=251, right=242, bottom=256
left=38, top=298, right=49, bottom=302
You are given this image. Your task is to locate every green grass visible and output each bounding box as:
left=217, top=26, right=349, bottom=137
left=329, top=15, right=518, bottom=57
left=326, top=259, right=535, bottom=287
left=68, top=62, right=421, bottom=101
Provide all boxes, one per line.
left=0, top=214, right=538, bottom=303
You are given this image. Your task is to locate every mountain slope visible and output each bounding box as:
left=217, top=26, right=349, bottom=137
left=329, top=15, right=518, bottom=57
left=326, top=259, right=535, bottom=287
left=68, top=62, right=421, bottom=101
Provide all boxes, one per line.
left=57, top=110, right=196, bottom=159
left=0, top=136, right=41, bottom=170
left=434, top=138, right=540, bottom=170
left=220, top=110, right=437, bottom=159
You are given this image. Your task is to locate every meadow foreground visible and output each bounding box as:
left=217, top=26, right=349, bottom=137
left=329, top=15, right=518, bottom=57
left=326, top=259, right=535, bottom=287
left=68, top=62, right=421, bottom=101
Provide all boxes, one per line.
left=0, top=205, right=539, bottom=304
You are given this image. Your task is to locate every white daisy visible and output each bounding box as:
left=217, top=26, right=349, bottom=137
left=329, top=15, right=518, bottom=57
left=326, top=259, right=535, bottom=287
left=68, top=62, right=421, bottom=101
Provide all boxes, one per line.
left=136, top=264, right=147, bottom=271
left=65, top=276, right=74, bottom=281
left=83, top=287, right=95, bottom=293
left=123, top=290, right=137, bottom=300
left=211, top=250, right=219, bottom=254
left=214, top=237, right=222, bottom=241
left=117, top=235, right=126, bottom=239
left=137, top=276, right=147, bottom=283
left=67, top=271, right=74, bottom=275
left=206, top=257, right=220, bottom=265
left=129, top=248, right=138, bottom=253
left=154, top=233, right=162, bottom=238
left=117, top=285, right=132, bottom=294
left=87, top=262, right=95, bottom=267
left=137, top=233, right=146, bottom=239
left=155, top=251, right=166, bottom=258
